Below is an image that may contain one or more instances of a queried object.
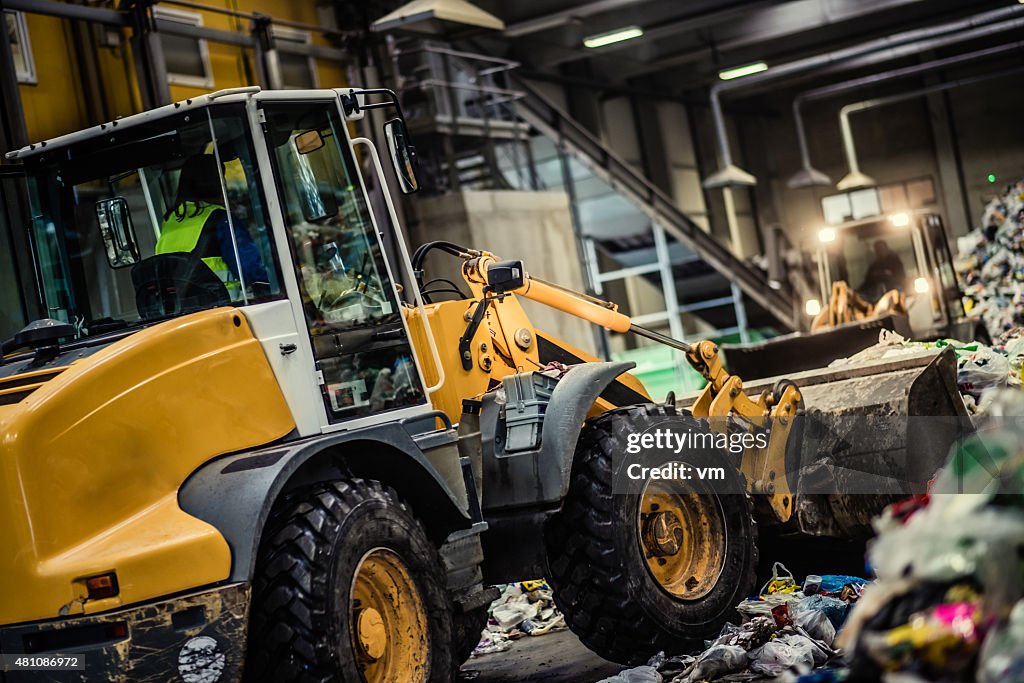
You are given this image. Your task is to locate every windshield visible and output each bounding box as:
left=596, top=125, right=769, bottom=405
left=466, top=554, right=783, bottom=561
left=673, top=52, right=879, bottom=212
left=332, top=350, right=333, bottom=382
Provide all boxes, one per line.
left=24, top=103, right=282, bottom=335
left=831, top=222, right=920, bottom=301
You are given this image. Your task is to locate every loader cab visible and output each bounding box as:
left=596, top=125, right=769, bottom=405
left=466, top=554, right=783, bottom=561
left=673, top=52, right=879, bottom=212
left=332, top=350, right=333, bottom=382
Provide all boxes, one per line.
left=813, top=211, right=966, bottom=339
left=7, top=87, right=433, bottom=435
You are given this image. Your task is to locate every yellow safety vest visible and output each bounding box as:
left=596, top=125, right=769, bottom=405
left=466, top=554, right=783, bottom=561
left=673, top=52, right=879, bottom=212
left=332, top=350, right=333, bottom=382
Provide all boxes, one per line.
left=156, top=202, right=237, bottom=290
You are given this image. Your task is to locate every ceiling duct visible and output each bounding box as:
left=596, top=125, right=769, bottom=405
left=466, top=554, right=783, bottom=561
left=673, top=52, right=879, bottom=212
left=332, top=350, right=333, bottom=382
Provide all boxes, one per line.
left=702, top=3, right=1024, bottom=190
left=837, top=62, right=1024, bottom=191
left=789, top=33, right=1024, bottom=190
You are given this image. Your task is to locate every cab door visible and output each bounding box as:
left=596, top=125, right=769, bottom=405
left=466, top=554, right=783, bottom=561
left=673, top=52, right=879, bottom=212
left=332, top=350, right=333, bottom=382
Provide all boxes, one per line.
left=0, top=167, right=43, bottom=339
left=259, top=98, right=429, bottom=429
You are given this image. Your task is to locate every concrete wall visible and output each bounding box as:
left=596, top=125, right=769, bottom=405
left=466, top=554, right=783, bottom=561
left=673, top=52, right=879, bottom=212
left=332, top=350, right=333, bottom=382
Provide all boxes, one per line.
left=407, top=190, right=598, bottom=355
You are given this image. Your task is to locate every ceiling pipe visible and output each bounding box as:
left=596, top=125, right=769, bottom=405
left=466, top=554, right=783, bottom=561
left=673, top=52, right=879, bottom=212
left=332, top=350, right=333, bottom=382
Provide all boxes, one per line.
left=504, top=0, right=642, bottom=37
left=789, top=31, right=1024, bottom=189
left=837, top=62, right=1024, bottom=191
left=703, top=3, right=1024, bottom=190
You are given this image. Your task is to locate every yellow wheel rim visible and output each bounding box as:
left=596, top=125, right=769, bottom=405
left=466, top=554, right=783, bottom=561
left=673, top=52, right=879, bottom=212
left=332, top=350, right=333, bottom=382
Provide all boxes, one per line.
left=350, top=548, right=429, bottom=683
left=637, top=475, right=727, bottom=600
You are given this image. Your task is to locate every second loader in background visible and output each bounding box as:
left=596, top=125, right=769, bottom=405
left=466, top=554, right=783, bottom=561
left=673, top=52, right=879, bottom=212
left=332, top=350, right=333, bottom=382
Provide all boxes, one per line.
left=725, top=211, right=989, bottom=379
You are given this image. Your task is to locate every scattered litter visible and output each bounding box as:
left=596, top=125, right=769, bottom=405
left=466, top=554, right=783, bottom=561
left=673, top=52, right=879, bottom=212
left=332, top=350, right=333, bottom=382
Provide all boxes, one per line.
left=470, top=580, right=567, bottom=658
left=679, top=644, right=748, bottom=682
left=471, top=630, right=511, bottom=656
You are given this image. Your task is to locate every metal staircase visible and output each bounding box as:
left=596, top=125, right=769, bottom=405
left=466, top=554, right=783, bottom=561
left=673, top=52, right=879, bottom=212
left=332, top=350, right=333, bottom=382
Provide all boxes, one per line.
left=511, top=78, right=797, bottom=331
left=388, top=38, right=798, bottom=339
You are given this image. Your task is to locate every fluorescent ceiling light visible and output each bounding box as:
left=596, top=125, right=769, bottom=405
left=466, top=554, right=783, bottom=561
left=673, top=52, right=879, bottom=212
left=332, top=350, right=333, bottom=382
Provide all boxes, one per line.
left=718, top=62, right=768, bottom=81
left=583, top=26, right=643, bottom=48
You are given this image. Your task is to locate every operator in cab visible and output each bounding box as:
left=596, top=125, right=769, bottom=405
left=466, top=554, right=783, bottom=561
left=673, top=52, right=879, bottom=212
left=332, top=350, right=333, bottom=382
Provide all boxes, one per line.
left=858, top=239, right=907, bottom=300
left=157, top=154, right=270, bottom=297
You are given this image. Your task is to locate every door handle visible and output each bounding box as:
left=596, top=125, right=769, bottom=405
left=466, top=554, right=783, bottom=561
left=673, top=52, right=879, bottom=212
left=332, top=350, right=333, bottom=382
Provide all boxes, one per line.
left=279, top=343, right=297, bottom=355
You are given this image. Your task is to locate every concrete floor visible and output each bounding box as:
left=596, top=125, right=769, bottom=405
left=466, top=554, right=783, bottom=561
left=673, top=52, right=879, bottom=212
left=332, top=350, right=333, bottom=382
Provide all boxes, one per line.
left=459, top=629, right=623, bottom=682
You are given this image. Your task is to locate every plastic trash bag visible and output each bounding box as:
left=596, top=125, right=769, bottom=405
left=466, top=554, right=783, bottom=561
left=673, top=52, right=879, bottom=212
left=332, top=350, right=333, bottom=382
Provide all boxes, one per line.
left=817, top=574, right=868, bottom=596
left=761, top=561, right=799, bottom=595
left=957, top=343, right=1009, bottom=397
left=749, top=635, right=819, bottom=676
left=792, top=595, right=850, bottom=630
left=795, top=607, right=837, bottom=646
left=681, top=645, right=747, bottom=683
left=736, top=592, right=804, bottom=621
left=713, top=617, right=776, bottom=649
left=596, top=666, right=662, bottom=683
left=979, top=600, right=1024, bottom=683
left=656, top=654, right=696, bottom=679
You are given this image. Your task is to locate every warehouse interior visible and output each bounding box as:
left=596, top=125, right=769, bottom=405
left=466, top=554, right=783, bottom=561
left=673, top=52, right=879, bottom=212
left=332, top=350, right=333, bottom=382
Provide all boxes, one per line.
left=1, top=0, right=1023, bottom=681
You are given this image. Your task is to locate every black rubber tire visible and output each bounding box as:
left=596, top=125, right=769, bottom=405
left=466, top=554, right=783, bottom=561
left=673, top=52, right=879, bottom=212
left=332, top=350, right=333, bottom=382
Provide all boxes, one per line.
left=545, top=404, right=759, bottom=665
left=452, top=605, right=489, bottom=665
left=245, top=478, right=455, bottom=683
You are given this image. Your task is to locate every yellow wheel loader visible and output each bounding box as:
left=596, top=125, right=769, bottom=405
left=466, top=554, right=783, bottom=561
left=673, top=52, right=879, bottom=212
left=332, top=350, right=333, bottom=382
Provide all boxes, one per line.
left=0, top=86, right=971, bottom=682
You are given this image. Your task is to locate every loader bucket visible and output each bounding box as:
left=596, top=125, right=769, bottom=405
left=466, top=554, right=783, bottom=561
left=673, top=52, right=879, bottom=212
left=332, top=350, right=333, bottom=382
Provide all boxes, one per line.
left=683, top=347, right=972, bottom=538
left=721, top=313, right=913, bottom=380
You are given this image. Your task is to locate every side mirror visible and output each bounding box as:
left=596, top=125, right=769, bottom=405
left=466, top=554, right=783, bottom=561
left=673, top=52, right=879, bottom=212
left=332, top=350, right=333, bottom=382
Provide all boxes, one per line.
left=295, top=130, right=325, bottom=155
left=96, top=197, right=140, bottom=268
left=384, top=118, right=419, bottom=194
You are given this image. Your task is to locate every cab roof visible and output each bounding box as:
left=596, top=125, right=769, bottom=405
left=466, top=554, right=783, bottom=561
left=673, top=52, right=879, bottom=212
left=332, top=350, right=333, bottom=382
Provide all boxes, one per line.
left=5, top=86, right=361, bottom=161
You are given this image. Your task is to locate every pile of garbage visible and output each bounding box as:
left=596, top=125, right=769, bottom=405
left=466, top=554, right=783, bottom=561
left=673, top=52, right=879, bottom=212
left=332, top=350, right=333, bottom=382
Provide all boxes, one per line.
left=472, top=580, right=566, bottom=656
left=838, top=389, right=1024, bottom=682
left=956, top=178, right=1024, bottom=335
left=601, top=566, right=867, bottom=683
left=829, top=329, right=1024, bottom=413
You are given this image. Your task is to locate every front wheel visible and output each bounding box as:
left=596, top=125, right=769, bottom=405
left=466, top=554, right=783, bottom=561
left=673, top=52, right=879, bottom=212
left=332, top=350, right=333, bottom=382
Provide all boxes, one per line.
left=246, top=478, right=454, bottom=683
left=545, top=405, right=758, bottom=665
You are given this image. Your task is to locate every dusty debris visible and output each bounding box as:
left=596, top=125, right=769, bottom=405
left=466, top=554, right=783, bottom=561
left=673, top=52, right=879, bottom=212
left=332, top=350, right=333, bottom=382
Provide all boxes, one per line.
left=472, top=581, right=567, bottom=658
left=596, top=564, right=860, bottom=683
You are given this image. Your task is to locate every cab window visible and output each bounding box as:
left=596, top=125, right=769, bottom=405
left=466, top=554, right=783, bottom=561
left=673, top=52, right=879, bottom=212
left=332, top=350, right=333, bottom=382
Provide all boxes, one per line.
left=261, top=100, right=425, bottom=421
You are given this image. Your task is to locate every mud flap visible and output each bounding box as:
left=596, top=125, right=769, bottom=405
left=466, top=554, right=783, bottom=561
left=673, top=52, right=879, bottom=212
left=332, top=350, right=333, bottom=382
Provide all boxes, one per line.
left=479, top=361, right=635, bottom=512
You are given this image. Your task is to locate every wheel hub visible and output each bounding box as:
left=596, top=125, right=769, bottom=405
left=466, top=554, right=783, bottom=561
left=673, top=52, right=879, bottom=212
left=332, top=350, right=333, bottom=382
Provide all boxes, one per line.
left=350, top=548, right=429, bottom=683
left=356, top=607, right=387, bottom=661
left=637, top=475, right=727, bottom=601
left=641, top=509, right=684, bottom=557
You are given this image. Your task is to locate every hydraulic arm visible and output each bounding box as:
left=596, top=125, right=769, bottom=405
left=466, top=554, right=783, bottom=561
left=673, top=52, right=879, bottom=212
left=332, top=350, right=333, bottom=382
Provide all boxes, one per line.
left=457, top=250, right=802, bottom=522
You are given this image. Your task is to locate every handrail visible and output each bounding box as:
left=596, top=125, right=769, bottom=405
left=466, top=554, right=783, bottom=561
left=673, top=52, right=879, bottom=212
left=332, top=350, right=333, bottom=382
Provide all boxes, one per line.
left=512, top=76, right=796, bottom=330
left=413, top=80, right=525, bottom=100
left=394, top=44, right=520, bottom=69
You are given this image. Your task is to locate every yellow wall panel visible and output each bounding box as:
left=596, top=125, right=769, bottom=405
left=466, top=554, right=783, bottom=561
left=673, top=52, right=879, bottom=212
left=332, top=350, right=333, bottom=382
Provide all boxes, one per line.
left=16, top=1, right=347, bottom=144
left=95, top=39, right=143, bottom=120
left=17, top=14, right=88, bottom=142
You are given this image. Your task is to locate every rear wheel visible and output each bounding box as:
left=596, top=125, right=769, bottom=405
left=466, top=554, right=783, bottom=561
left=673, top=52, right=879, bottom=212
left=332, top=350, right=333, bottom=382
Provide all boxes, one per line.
left=546, top=404, right=758, bottom=665
left=246, top=479, right=454, bottom=683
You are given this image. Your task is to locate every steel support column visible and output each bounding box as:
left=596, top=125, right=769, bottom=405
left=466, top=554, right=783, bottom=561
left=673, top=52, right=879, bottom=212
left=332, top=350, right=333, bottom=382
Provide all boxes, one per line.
left=0, top=9, right=29, bottom=154
left=128, top=2, right=171, bottom=109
